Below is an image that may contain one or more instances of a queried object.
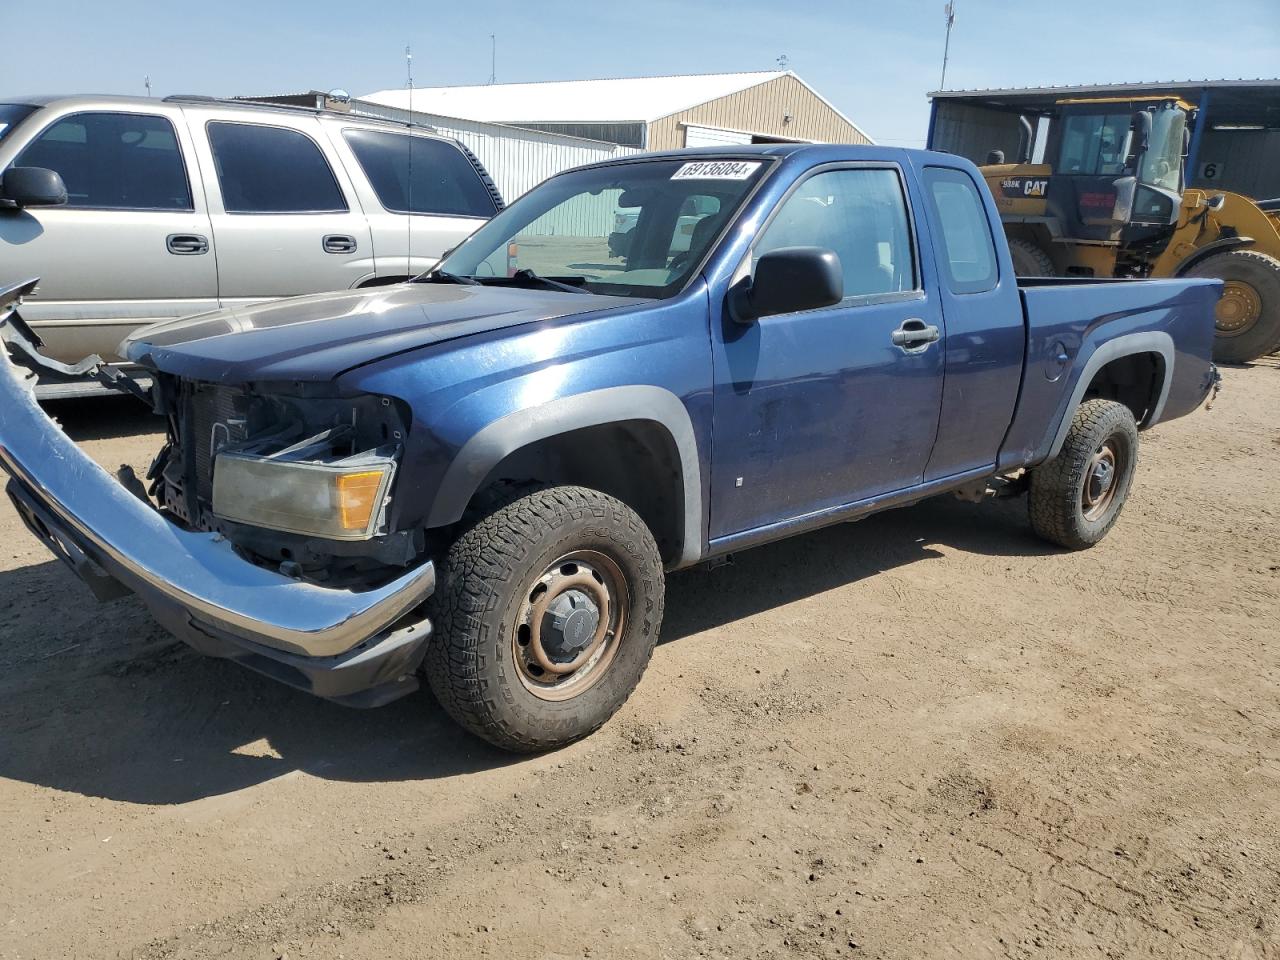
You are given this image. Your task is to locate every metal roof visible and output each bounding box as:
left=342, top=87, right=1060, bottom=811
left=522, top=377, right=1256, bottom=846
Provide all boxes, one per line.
left=929, top=78, right=1280, bottom=100
left=362, top=71, right=790, bottom=124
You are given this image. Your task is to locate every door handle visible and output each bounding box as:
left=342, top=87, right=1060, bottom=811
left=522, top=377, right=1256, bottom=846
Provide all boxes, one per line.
left=322, top=234, right=357, bottom=255
left=166, top=233, right=209, bottom=255
left=891, top=318, right=941, bottom=352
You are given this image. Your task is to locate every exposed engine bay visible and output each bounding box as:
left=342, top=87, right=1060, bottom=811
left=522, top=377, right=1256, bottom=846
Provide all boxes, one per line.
left=145, top=375, right=421, bottom=586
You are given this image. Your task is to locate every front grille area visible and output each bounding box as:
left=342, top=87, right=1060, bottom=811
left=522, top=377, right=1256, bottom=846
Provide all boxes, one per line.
left=188, top=384, right=249, bottom=503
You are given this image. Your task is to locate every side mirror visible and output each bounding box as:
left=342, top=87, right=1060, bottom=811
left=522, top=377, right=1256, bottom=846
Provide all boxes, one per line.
left=0, top=167, right=68, bottom=209
left=1131, top=110, right=1152, bottom=155
left=730, top=246, right=843, bottom=324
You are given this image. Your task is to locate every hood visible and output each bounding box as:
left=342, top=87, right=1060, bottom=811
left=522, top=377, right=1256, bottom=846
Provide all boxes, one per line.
left=124, top=282, right=639, bottom=383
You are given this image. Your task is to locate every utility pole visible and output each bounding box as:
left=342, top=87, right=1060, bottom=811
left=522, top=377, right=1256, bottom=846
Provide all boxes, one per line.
left=489, top=34, right=496, bottom=84
left=940, top=2, right=956, bottom=90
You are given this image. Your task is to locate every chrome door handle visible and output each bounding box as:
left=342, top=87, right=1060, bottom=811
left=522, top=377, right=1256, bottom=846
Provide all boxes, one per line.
left=322, top=234, right=357, bottom=254
left=166, top=233, right=209, bottom=255
left=891, top=318, right=941, bottom=351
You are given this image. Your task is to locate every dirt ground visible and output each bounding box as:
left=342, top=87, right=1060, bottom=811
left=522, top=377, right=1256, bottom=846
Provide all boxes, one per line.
left=1, top=363, right=1278, bottom=960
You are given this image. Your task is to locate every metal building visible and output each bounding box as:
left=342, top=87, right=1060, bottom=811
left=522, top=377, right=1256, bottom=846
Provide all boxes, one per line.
left=926, top=79, right=1280, bottom=200
left=362, top=71, right=872, bottom=151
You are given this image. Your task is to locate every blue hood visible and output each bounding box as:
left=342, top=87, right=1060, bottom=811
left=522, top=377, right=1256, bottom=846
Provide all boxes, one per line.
left=124, top=282, right=638, bottom=383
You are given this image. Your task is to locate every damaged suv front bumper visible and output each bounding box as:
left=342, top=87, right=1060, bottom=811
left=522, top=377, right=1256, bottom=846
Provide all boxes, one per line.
left=0, top=279, right=435, bottom=707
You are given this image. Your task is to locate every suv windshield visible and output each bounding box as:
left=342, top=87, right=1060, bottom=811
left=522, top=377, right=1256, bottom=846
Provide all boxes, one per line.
left=0, top=104, right=37, bottom=144
left=435, top=158, right=771, bottom=299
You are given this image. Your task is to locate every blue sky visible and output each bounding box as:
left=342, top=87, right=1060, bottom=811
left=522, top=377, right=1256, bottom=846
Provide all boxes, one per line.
left=7, top=0, right=1278, bottom=147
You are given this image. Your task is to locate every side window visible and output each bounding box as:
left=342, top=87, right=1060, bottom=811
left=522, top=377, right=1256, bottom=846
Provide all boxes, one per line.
left=755, top=168, right=916, bottom=299
left=207, top=121, right=347, bottom=214
left=15, top=112, right=191, bottom=211
left=342, top=129, right=497, bottom=218
left=923, top=167, right=999, bottom=294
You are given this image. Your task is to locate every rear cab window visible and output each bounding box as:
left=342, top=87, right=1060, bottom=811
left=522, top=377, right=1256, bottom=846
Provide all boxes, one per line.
left=13, top=111, right=192, bottom=211
left=206, top=121, right=347, bottom=214
left=342, top=129, right=497, bottom=219
left=922, top=166, right=999, bottom=294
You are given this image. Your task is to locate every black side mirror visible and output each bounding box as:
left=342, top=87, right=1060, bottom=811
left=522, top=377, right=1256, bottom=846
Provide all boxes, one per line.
left=730, top=246, right=843, bottom=324
left=0, top=167, right=68, bottom=209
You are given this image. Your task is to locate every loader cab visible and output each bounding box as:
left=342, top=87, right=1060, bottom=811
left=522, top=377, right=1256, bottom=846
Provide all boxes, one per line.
left=1041, top=98, right=1190, bottom=241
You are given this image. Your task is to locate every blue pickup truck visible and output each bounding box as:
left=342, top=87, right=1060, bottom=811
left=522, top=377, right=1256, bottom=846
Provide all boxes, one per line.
left=0, top=145, right=1221, bottom=752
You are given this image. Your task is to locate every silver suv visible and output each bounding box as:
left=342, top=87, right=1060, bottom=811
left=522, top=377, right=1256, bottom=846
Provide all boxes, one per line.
left=0, top=95, right=503, bottom=396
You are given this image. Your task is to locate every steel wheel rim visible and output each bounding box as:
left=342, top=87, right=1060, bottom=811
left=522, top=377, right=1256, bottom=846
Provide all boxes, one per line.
left=1215, top=280, right=1262, bottom=337
left=1082, top=438, right=1123, bottom=522
left=511, top=549, right=628, bottom=702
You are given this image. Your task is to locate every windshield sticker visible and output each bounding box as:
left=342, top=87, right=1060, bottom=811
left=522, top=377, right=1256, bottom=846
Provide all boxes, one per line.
left=671, top=161, right=761, bottom=181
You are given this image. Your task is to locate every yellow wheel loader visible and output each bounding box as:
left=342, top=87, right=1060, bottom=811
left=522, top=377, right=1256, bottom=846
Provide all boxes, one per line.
left=980, top=97, right=1280, bottom=363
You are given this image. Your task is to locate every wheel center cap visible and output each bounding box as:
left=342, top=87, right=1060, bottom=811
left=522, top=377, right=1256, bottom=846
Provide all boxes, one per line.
left=1090, top=460, right=1115, bottom=499
left=542, top=590, right=601, bottom=663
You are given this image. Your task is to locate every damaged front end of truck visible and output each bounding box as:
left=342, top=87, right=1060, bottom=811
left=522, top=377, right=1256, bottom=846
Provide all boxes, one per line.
left=0, top=278, right=437, bottom=707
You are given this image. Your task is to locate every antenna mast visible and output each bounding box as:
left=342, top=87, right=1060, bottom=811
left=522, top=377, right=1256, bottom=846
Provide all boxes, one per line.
left=489, top=34, right=496, bottom=84
left=940, top=2, right=956, bottom=90
left=144, top=75, right=152, bottom=98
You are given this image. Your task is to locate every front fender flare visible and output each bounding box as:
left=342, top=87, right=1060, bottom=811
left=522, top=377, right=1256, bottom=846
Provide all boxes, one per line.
left=426, top=385, right=704, bottom=568
left=1045, top=331, right=1175, bottom=460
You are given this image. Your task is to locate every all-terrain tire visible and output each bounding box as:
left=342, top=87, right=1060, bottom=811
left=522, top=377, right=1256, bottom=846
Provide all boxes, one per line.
left=1185, top=249, right=1280, bottom=363
left=423, top=483, right=665, bottom=753
left=1009, top=238, right=1057, bottom=278
left=1029, top=399, right=1139, bottom=550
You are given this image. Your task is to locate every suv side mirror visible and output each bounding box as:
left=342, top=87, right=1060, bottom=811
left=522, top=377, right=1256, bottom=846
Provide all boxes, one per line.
left=731, top=246, right=843, bottom=324
left=0, top=167, right=68, bottom=209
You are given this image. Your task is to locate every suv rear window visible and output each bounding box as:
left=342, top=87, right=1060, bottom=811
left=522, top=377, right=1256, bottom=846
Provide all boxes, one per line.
left=207, top=121, right=347, bottom=214
left=15, top=111, right=192, bottom=211
left=343, top=129, right=497, bottom=218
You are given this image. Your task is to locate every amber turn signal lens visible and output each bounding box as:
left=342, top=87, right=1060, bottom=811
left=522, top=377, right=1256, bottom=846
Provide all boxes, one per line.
left=336, top=470, right=388, bottom=531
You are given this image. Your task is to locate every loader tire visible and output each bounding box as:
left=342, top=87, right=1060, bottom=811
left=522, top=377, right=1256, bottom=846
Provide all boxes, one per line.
left=1009, top=238, right=1056, bottom=278
left=1186, top=250, right=1280, bottom=363
left=424, top=483, right=665, bottom=753
left=1029, top=399, right=1139, bottom=550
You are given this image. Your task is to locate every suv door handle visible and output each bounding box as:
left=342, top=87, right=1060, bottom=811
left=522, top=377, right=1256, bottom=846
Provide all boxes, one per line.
left=166, top=233, right=209, bottom=255
left=891, top=318, right=941, bottom=351
left=322, top=234, right=357, bottom=254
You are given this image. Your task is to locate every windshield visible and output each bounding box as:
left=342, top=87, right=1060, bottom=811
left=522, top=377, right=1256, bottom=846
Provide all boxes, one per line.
left=0, top=104, right=37, bottom=144
left=1138, top=106, right=1186, bottom=192
left=1058, top=112, right=1132, bottom=176
left=435, top=158, right=771, bottom=298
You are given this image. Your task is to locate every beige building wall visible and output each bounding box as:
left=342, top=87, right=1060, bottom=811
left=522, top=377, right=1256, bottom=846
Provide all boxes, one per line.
left=646, top=74, right=870, bottom=150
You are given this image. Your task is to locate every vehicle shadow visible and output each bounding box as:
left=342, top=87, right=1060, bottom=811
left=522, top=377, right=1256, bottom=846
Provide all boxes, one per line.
left=0, top=494, right=1050, bottom=805
left=44, top=393, right=158, bottom=442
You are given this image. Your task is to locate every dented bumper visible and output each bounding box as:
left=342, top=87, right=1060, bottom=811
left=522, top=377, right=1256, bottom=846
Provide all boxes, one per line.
left=0, top=280, right=435, bottom=705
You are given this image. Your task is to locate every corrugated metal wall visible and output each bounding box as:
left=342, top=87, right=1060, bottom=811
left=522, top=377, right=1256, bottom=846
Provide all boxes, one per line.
left=1191, top=129, right=1280, bottom=199
left=930, top=102, right=1026, bottom=164
left=647, top=74, right=871, bottom=149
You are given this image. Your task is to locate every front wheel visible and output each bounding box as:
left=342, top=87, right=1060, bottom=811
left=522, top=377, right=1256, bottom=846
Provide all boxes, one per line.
left=1008, top=238, right=1057, bottom=278
left=1028, top=399, right=1139, bottom=550
left=424, top=484, right=665, bottom=753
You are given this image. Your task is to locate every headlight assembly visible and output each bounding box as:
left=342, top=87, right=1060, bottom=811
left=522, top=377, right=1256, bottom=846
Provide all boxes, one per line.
left=212, top=432, right=398, bottom=541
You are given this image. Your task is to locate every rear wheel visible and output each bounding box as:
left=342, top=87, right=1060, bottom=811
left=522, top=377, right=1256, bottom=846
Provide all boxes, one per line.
left=1028, top=399, right=1139, bottom=550
left=1009, top=238, right=1056, bottom=277
left=1185, top=249, right=1280, bottom=363
left=424, top=483, right=665, bottom=753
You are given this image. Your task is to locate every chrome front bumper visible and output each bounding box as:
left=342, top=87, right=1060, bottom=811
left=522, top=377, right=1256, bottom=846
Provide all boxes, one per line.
left=0, top=303, right=436, bottom=674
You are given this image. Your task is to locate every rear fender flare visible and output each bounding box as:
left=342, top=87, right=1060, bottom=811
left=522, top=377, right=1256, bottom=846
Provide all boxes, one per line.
left=426, top=385, right=704, bottom=568
left=1045, top=332, right=1175, bottom=459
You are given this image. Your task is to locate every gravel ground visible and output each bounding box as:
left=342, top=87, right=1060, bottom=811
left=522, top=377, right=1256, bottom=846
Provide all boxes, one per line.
left=1, top=363, right=1277, bottom=960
